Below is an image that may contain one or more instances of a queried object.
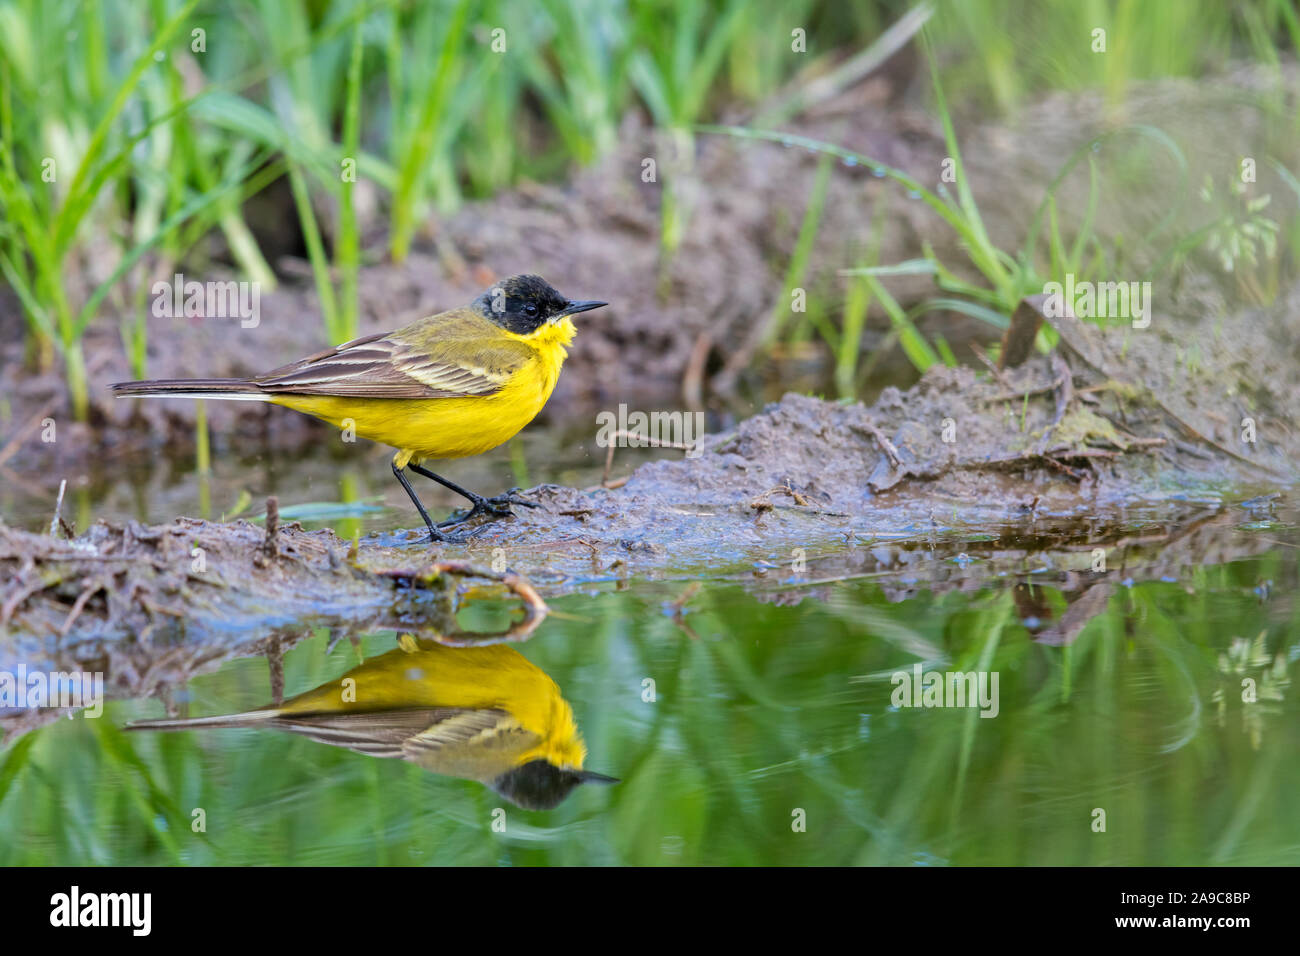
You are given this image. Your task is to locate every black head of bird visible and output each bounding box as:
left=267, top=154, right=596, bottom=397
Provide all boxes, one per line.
left=472, top=274, right=607, bottom=336
left=490, top=758, right=621, bottom=811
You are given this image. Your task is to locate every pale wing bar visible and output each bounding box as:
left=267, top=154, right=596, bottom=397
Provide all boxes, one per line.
left=269, top=708, right=478, bottom=758
left=253, top=332, right=513, bottom=399
left=400, top=708, right=531, bottom=759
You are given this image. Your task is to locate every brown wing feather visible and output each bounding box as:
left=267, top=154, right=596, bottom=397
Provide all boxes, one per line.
left=251, top=309, right=535, bottom=399
left=268, top=707, right=498, bottom=759
left=401, top=709, right=540, bottom=779
left=400, top=709, right=530, bottom=757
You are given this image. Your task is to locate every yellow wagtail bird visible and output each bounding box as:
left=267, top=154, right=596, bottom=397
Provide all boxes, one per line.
left=111, top=275, right=607, bottom=541
left=127, top=637, right=618, bottom=810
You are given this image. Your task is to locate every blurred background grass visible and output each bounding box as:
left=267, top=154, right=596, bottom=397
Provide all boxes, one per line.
left=2, top=0, right=1298, bottom=416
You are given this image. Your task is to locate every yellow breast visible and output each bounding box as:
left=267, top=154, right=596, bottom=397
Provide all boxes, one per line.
left=279, top=641, right=587, bottom=771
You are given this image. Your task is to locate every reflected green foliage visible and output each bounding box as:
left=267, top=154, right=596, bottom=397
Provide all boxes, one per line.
left=1, top=547, right=1296, bottom=865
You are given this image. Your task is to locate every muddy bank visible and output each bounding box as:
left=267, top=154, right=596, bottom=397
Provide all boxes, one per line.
left=4, top=312, right=1294, bottom=639
left=0, top=514, right=547, bottom=646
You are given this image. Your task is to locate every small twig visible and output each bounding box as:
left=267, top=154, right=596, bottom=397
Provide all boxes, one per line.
left=9, top=552, right=149, bottom=564
left=60, top=577, right=106, bottom=638
left=979, top=382, right=1060, bottom=404
left=969, top=343, right=1012, bottom=392
left=669, top=581, right=702, bottom=613
left=602, top=440, right=617, bottom=487
left=49, top=479, right=67, bottom=539
left=669, top=616, right=703, bottom=642
left=137, top=596, right=188, bottom=619
left=1, top=567, right=46, bottom=626
left=601, top=429, right=698, bottom=488
left=379, top=561, right=550, bottom=646
left=1036, top=352, right=1075, bottom=455
left=851, top=421, right=902, bottom=469
left=1044, top=447, right=1121, bottom=460
left=604, top=430, right=699, bottom=452
left=257, top=496, right=280, bottom=563
left=1041, top=456, right=1085, bottom=481
left=682, top=330, right=712, bottom=412
left=750, top=482, right=813, bottom=512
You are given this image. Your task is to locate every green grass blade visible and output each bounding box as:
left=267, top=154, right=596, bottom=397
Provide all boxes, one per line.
left=865, top=275, right=939, bottom=372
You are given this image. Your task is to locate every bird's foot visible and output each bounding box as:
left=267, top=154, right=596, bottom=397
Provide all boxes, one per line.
left=481, top=487, right=539, bottom=516
left=437, top=489, right=537, bottom=528
left=413, top=524, right=482, bottom=545
left=430, top=526, right=484, bottom=543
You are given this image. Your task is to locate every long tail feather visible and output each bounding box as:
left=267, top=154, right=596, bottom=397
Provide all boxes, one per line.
left=124, top=709, right=416, bottom=759
left=125, top=709, right=280, bottom=732
left=110, top=378, right=273, bottom=402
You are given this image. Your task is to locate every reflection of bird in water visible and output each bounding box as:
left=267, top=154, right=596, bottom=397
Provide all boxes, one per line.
left=127, top=637, right=617, bottom=810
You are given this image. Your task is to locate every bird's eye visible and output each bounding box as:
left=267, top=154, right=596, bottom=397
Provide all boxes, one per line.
left=523, top=302, right=539, bottom=317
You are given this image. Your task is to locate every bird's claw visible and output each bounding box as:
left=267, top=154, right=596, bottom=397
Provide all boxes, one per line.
left=427, top=524, right=485, bottom=542
left=436, top=491, right=535, bottom=529
left=482, top=490, right=539, bottom=516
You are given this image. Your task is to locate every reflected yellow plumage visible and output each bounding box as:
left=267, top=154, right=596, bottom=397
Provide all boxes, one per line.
left=126, top=637, right=616, bottom=809
left=279, top=639, right=586, bottom=772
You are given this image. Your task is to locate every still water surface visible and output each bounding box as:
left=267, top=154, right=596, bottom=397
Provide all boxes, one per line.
left=1, top=425, right=1297, bottom=865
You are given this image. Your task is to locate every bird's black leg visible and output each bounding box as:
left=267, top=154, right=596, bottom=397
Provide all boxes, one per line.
left=392, top=461, right=448, bottom=543
left=407, top=463, right=538, bottom=528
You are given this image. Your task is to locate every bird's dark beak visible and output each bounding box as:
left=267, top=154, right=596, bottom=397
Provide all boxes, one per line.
left=559, top=299, right=607, bottom=318
left=575, top=769, right=620, bottom=785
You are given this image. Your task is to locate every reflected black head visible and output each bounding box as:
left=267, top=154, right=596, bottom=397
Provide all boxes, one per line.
left=490, top=759, right=619, bottom=811
left=471, top=274, right=606, bottom=335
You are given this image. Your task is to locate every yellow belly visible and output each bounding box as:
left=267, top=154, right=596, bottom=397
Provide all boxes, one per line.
left=280, top=642, right=555, bottom=715
left=278, top=641, right=586, bottom=771
left=271, top=346, right=562, bottom=464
